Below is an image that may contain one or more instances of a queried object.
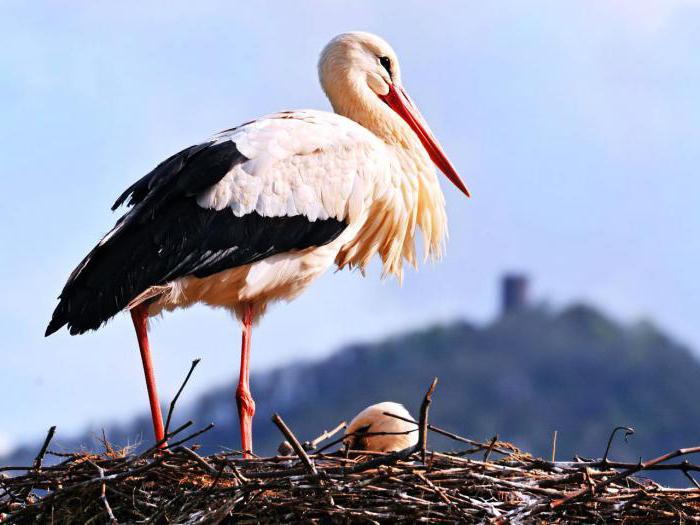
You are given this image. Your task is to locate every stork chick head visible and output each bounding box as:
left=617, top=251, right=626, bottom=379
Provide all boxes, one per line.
left=344, top=401, right=418, bottom=452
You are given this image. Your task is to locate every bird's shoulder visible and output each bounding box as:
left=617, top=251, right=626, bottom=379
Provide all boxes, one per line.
left=214, top=109, right=386, bottom=156
left=112, top=109, right=390, bottom=225
left=198, top=110, right=390, bottom=222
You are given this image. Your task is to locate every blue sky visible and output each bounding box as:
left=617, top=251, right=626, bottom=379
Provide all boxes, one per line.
left=1, top=1, right=699, bottom=454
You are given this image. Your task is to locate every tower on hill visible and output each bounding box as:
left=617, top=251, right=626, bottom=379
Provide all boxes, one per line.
left=502, top=273, right=529, bottom=315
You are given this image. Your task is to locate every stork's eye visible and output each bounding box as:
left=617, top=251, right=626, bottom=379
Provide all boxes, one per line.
left=379, top=56, right=392, bottom=78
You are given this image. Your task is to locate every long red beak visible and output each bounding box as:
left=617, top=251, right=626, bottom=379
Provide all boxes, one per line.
left=380, top=84, right=470, bottom=198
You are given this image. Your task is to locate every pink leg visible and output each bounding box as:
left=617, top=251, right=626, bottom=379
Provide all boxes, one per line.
left=131, top=304, right=166, bottom=448
left=236, top=305, right=256, bottom=457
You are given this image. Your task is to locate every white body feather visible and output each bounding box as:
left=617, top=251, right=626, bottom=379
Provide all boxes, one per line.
left=146, top=108, right=447, bottom=321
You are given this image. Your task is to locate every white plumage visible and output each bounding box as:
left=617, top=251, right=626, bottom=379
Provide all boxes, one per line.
left=148, top=109, right=398, bottom=320
left=47, top=31, right=469, bottom=456
left=345, top=402, right=419, bottom=452
left=200, top=111, right=385, bottom=222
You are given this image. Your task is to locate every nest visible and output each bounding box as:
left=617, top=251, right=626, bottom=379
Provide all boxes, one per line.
left=2, top=379, right=699, bottom=524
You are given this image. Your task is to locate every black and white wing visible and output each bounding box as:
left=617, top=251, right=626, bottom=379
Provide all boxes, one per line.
left=46, top=110, right=387, bottom=335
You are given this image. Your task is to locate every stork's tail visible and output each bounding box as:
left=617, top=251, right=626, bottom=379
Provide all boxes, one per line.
left=45, top=285, right=117, bottom=336
left=45, top=307, right=68, bottom=336
left=44, top=226, right=152, bottom=337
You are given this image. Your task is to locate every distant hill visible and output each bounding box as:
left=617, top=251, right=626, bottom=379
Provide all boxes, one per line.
left=5, top=304, right=700, bottom=485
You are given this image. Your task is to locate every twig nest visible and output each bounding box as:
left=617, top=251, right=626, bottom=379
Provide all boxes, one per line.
left=345, top=402, right=418, bottom=452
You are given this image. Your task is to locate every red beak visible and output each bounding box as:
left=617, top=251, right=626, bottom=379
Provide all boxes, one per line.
left=380, top=84, right=470, bottom=198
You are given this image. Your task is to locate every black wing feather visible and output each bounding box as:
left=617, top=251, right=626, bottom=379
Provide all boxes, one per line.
left=111, top=141, right=236, bottom=213
left=46, top=141, right=347, bottom=336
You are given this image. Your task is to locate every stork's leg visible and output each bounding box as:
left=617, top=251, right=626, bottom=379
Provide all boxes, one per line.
left=236, top=305, right=256, bottom=457
left=130, top=304, right=166, bottom=448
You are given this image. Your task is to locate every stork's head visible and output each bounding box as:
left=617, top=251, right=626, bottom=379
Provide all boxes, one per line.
left=319, top=32, right=469, bottom=198
left=344, top=401, right=418, bottom=452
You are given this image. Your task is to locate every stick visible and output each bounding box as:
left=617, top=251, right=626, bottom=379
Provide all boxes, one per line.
left=143, top=421, right=193, bottom=455
left=382, top=412, right=515, bottom=457
left=305, top=421, right=347, bottom=451
left=87, top=460, right=117, bottom=524
left=271, top=414, right=337, bottom=506
left=179, top=447, right=249, bottom=484
left=483, top=435, right=498, bottom=463
left=179, top=446, right=219, bottom=476
left=271, top=413, right=318, bottom=477
left=165, top=423, right=215, bottom=450
left=602, top=426, right=634, bottom=463
left=552, top=444, right=700, bottom=508
left=33, top=426, right=57, bottom=470
left=164, top=358, right=201, bottom=437
left=682, top=468, right=700, bottom=490
left=419, top=378, right=438, bottom=463
left=280, top=420, right=347, bottom=455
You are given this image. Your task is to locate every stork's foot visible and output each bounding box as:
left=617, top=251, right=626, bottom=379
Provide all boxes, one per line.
left=236, top=387, right=256, bottom=457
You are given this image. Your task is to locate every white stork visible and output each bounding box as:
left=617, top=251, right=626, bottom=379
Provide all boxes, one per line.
left=45, top=32, right=469, bottom=457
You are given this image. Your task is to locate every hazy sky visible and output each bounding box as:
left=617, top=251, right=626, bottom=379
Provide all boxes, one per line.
left=2, top=1, right=699, bottom=453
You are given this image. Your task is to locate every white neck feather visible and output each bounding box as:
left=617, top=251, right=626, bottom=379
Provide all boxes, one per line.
left=323, top=73, right=448, bottom=280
